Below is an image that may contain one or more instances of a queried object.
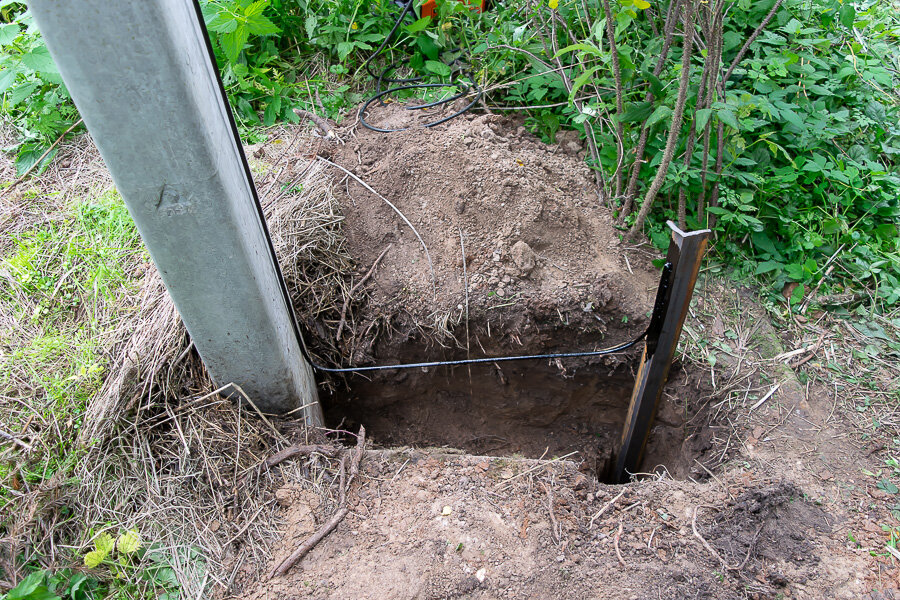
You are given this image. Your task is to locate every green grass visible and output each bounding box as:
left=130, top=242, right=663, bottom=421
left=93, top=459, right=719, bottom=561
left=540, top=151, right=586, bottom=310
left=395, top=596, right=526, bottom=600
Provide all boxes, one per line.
left=0, top=188, right=144, bottom=485
left=0, top=189, right=187, bottom=598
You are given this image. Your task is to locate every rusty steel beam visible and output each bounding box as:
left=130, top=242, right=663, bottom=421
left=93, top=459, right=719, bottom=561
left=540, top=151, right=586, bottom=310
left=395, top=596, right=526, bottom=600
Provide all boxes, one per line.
left=612, top=221, right=710, bottom=483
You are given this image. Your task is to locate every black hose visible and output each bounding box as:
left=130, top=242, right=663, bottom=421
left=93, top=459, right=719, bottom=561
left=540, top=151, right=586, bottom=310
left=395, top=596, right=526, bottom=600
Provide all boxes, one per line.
left=358, top=0, right=482, bottom=132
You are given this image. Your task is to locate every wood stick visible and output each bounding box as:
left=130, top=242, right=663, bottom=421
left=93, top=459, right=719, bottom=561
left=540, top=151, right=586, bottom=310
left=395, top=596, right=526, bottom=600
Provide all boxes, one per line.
left=262, top=444, right=340, bottom=470
left=614, top=518, right=627, bottom=567
left=0, top=429, right=32, bottom=452
left=347, top=425, right=366, bottom=486
left=542, top=482, right=560, bottom=544
left=293, top=109, right=336, bottom=139
left=588, top=489, right=625, bottom=529
left=269, top=507, right=349, bottom=577
left=1, top=118, right=83, bottom=198
left=270, top=426, right=366, bottom=578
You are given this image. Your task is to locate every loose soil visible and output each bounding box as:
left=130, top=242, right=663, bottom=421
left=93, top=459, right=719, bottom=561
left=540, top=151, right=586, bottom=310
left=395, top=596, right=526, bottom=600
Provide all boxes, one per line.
left=227, top=108, right=885, bottom=599
left=309, top=104, right=690, bottom=478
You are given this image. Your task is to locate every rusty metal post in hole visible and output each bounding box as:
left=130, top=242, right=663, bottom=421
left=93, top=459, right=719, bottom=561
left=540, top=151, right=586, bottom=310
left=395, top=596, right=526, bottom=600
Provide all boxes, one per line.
left=612, top=221, right=710, bottom=484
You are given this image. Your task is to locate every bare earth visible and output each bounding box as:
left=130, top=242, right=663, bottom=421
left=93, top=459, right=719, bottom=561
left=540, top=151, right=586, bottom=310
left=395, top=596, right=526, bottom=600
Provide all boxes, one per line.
left=226, top=109, right=896, bottom=599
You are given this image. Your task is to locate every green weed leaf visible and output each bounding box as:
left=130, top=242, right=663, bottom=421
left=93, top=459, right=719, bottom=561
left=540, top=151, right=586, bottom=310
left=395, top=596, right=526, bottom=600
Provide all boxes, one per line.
left=15, top=143, right=57, bottom=177
left=570, top=65, right=601, bottom=99
left=304, top=15, right=317, bottom=39
left=117, top=529, right=142, bottom=555
left=716, top=108, right=739, bottom=130
left=554, top=42, right=602, bottom=58
left=695, top=108, right=712, bottom=131
left=21, top=45, right=58, bottom=74
left=619, top=101, right=654, bottom=123
left=839, top=3, right=855, bottom=29
left=94, top=532, right=115, bottom=556
left=406, top=16, right=431, bottom=33
left=84, top=550, right=105, bottom=569
left=425, top=60, right=451, bottom=77
left=0, top=65, right=20, bottom=94
left=0, top=22, right=19, bottom=45
left=878, top=479, right=899, bottom=494
left=221, top=26, right=250, bottom=63
left=8, top=571, right=44, bottom=599
left=646, top=105, right=672, bottom=128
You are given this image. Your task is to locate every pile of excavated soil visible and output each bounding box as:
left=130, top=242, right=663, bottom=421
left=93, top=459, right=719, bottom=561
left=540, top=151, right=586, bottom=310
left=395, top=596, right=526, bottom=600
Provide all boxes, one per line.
left=303, top=105, right=678, bottom=472
left=318, top=104, right=659, bottom=363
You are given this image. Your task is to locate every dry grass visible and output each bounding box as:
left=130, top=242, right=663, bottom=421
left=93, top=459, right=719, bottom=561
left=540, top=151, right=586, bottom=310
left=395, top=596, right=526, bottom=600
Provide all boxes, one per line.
left=0, top=125, right=359, bottom=596
left=676, top=272, right=900, bottom=480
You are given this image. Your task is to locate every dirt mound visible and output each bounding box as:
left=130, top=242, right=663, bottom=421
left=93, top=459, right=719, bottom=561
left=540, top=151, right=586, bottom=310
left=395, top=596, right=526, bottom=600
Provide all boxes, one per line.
left=320, top=104, right=658, bottom=363
left=236, top=450, right=864, bottom=600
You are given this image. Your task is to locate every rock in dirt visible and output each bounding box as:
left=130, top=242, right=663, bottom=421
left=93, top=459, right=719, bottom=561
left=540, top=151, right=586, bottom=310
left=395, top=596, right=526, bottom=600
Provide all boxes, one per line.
left=510, top=240, right=536, bottom=277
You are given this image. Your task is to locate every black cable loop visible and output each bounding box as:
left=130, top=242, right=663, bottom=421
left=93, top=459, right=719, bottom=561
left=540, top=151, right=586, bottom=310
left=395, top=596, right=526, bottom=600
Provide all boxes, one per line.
left=300, top=329, right=648, bottom=374
left=358, top=0, right=482, bottom=132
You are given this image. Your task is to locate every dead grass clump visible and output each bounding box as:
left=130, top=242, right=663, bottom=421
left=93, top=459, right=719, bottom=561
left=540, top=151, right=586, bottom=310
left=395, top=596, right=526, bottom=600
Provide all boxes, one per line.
left=1, top=127, right=358, bottom=595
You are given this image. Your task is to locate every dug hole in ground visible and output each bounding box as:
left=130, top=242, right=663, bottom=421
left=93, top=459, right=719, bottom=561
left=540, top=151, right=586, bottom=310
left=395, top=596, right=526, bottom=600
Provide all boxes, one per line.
left=5, top=104, right=899, bottom=600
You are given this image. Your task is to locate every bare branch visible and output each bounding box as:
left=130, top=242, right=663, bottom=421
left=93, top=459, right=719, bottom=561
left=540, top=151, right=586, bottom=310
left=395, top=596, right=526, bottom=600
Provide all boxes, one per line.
left=627, top=0, right=697, bottom=239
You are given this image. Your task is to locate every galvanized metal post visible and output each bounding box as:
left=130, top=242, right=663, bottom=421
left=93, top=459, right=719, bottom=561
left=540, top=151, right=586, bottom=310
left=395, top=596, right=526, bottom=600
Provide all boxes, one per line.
left=28, top=0, right=322, bottom=423
left=612, top=221, right=710, bottom=483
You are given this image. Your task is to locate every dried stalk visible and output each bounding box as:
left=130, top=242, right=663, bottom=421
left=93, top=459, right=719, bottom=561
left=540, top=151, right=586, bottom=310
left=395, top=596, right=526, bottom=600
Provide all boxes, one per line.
left=696, top=2, right=724, bottom=224
left=677, top=0, right=721, bottom=228
left=627, top=0, right=697, bottom=240
left=602, top=0, right=625, bottom=199
left=723, top=0, right=785, bottom=86
left=618, top=0, right=683, bottom=222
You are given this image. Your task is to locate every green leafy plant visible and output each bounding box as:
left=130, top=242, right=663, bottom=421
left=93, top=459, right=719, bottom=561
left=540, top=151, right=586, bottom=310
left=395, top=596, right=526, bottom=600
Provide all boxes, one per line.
left=0, top=5, right=80, bottom=176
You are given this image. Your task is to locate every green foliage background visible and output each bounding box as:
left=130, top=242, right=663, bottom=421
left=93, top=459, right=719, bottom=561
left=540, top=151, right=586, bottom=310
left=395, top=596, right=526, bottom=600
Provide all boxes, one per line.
left=1, top=0, right=898, bottom=307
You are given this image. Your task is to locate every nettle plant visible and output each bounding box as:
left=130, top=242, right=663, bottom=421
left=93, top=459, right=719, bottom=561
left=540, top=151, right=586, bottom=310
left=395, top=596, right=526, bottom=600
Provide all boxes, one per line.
left=0, top=4, right=79, bottom=176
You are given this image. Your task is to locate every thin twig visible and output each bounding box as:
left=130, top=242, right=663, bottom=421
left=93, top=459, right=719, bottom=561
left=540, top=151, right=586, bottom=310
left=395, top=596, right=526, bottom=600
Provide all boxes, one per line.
left=269, top=507, right=349, bottom=577
left=346, top=425, right=366, bottom=489
left=722, top=0, right=785, bottom=85
left=459, top=227, right=470, bottom=362
left=0, top=429, right=32, bottom=452
left=496, top=451, right=578, bottom=491
left=229, top=383, right=290, bottom=445
left=261, top=444, right=340, bottom=471
left=2, top=118, right=83, bottom=198
left=748, top=384, right=780, bottom=413
left=588, top=489, right=626, bottom=529
left=627, top=0, right=696, bottom=239
left=614, top=518, right=627, bottom=567
left=293, top=108, right=337, bottom=140
left=223, top=502, right=271, bottom=547
left=601, top=0, right=625, bottom=198
left=692, top=505, right=727, bottom=568
left=317, top=157, right=436, bottom=298
left=543, top=482, right=561, bottom=544
left=270, top=426, right=365, bottom=578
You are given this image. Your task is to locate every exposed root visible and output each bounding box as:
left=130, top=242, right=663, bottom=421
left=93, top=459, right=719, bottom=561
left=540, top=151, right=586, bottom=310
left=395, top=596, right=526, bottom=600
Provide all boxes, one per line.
left=270, top=426, right=366, bottom=577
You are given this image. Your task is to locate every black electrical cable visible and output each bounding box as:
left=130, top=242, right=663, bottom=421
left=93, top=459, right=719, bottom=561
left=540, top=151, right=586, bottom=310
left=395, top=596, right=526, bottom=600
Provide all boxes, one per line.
left=358, top=0, right=482, bottom=132
left=192, top=0, right=653, bottom=376
left=307, top=332, right=647, bottom=373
